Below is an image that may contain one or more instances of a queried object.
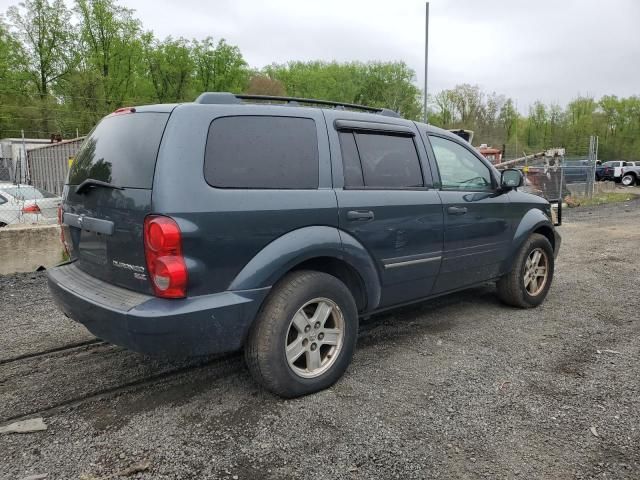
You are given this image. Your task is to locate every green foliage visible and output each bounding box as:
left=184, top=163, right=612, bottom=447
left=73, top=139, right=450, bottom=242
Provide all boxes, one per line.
left=0, top=0, right=638, bottom=162
left=264, top=60, right=422, bottom=119
left=429, top=84, right=640, bottom=159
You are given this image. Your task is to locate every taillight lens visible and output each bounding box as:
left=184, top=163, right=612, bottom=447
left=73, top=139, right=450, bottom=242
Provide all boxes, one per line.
left=22, top=204, right=41, bottom=214
left=144, top=216, right=187, bottom=298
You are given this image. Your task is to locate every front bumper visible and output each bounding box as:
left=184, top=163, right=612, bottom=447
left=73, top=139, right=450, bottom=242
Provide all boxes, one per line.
left=48, top=262, right=270, bottom=357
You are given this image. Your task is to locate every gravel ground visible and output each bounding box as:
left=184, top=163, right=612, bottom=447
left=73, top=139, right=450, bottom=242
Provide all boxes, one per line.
left=1, top=204, right=639, bottom=480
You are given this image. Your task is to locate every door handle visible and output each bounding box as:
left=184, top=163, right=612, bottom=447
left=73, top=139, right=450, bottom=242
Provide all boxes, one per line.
left=347, top=210, right=375, bottom=221
left=447, top=206, right=468, bottom=215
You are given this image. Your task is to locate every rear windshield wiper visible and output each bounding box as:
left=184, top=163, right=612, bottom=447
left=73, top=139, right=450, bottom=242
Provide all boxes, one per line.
left=75, top=178, right=124, bottom=195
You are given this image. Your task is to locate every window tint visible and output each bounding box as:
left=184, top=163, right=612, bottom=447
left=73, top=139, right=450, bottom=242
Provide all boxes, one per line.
left=350, top=133, right=423, bottom=188
left=205, top=116, right=318, bottom=189
left=429, top=136, right=494, bottom=190
left=68, top=112, right=169, bottom=188
left=339, top=132, right=364, bottom=187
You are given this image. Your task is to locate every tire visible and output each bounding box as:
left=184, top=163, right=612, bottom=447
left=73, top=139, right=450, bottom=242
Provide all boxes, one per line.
left=621, top=174, right=636, bottom=187
left=496, top=233, right=554, bottom=308
left=0, top=222, right=6, bottom=228
left=244, top=270, right=358, bottom=398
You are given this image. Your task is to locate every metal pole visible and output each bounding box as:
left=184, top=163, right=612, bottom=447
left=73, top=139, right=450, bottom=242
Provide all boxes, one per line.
left=424, top=2, right=429, bottom=123
left=21, top=129, right=27, bottom=184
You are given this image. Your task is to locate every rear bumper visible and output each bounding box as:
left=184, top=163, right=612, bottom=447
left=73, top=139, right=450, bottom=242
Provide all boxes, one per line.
left=47, top=262, right=270, bottom=357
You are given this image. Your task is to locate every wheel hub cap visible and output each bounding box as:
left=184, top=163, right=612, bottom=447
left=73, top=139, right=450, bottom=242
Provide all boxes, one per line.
left=524, top=248, right=549, bottom=296
left=285, top=298, right=345, bottom=379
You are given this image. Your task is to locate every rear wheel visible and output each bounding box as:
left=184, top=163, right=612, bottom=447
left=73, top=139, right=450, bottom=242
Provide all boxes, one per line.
left=244, top=270, right=358, bottom=398
left=496, top=233, right=554, bottom=308
left=621, top=174, right=636, bottom=187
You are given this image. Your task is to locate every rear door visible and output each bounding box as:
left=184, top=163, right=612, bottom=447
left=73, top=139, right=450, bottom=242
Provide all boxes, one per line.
left=326, top=112, right=444, bottom=308
left=63, top=108, right=171, bottom=293
left=424, top=133, right=511, bottom=293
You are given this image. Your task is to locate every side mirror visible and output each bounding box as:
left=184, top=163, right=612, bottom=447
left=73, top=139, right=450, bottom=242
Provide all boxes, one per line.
left=501, top=169, right=523, bottom=189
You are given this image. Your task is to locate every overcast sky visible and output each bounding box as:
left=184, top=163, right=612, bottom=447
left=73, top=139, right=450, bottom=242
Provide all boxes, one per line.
left=2, top=0, right=639, bottom=110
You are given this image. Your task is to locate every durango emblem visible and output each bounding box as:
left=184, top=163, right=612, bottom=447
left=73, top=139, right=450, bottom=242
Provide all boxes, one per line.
left=112, top=260, right=145, bottom=273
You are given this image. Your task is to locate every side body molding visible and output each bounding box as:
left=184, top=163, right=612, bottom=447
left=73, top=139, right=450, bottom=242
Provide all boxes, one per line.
left=228, top=226, right=382, bottom=311
left=501, top=208, right=554, bottom=275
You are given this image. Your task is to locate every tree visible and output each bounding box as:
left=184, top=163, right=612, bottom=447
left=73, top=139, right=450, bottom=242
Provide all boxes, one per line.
left=191, top=37, right=248, bottom=93
left=264, top=60, right=422, bottom=119
left=143, top=35, right=194, bottom=102
left=74, top=0, right=142, bottom=108
left=7, top=0, right=76, bottom=98
left=499, top=98, right=518, bottom=140
left=246, top=74, right=286, bottom=96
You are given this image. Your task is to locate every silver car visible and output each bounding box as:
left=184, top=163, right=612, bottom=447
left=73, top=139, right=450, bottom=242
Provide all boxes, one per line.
left=0, top=183, right=61, bottom=227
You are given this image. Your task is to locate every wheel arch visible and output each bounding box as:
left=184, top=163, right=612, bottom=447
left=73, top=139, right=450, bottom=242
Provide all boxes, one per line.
left=501, top=208, right=555, bottom=275
left=228, top=226, right=382, bottom=313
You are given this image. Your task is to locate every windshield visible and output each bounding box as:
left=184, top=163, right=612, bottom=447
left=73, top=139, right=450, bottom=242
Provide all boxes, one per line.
left=67, top=112, right=169, bottom=189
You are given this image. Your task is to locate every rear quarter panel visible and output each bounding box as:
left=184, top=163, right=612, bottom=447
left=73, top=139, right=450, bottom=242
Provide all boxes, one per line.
left=152, top=104, right=338, bottom=296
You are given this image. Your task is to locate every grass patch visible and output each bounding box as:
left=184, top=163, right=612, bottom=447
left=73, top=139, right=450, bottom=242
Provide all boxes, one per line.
left=566, top=192, right=639, bottom=208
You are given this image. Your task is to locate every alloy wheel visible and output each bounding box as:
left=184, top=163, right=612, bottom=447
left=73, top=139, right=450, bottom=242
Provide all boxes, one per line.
left=524, top=248, right=549, bottom=296
left=285, top=297, right=345, bottom=379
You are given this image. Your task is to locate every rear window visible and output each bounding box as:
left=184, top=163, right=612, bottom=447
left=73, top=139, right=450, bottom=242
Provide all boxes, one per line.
left=68, top=112, right=169, bottom=188
left=204, top=116, right=319, bottom=189
left=1, top=186, right=56, bottom=200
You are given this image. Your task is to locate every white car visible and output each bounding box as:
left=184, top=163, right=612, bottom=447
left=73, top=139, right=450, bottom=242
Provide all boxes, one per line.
left=0, top=183, right=61, bottom=227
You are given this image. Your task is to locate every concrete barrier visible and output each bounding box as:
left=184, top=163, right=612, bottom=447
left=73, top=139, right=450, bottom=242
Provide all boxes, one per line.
left=0, top=224, right=64, bottom=274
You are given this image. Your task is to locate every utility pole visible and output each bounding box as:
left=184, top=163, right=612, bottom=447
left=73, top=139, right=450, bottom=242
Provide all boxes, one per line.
left=424, top=2, right=429, bottom=123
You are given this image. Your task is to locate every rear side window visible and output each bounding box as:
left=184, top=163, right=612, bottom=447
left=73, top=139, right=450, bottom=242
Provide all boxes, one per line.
left=339, top=131, right=423, bottom=188
left=205, top=116, right=319, bottom=189
left=68, top=112, right=169, bottom=188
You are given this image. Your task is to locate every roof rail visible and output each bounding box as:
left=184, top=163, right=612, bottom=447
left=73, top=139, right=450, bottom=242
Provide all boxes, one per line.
left=194, top=92, right=401, bottom=118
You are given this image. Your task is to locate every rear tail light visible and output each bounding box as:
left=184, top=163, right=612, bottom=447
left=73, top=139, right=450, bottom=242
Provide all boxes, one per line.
left=22, top=204, right=41, bottom=214
left=143, top=215, right=187, bottom=298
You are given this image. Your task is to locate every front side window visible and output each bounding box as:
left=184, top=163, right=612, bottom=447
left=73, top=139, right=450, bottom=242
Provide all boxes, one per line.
left=205, top=116, right=319, bottom=189
left=429, top=136, right=494, bottom=191
left=339, top=131, right=423, bottom=188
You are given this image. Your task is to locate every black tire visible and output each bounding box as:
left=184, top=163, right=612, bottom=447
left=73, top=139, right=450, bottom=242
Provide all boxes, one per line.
left=496, top=233, right=554, bottom=308
left=244, top=270, right=358, bottom=398
left=0, top=222, right=6, bottom=228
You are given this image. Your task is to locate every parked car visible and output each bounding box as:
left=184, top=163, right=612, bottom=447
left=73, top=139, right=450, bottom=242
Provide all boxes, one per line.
left=48, top=94, right=561, bottom=398
left=620, top=164, right=640, bottom=186
left=598, top=160, right=637, bottom=182
left=0, top=183, right=61, bottom=227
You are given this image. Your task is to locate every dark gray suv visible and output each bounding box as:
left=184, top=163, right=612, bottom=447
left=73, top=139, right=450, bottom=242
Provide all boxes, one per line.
left=48, top=93, right=561, bottom=397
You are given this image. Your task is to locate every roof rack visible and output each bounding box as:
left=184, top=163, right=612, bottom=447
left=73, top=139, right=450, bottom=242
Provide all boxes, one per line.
left=194, top=92, right=401, bottom=118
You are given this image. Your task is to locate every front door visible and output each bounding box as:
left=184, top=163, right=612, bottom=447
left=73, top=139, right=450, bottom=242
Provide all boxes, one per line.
left=326, top=115, right=444, bottom=308
left=425, top=134, right=511, bottom=293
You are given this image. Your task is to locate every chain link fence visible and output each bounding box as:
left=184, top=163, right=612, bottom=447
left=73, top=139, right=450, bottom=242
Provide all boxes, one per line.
left=0, top=184, right=61, bottom=227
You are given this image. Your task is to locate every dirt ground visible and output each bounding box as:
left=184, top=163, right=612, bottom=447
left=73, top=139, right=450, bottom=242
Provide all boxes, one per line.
left=1, top=201, right=639, bottom=480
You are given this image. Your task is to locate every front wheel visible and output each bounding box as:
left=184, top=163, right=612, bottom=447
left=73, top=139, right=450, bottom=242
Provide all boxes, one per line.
left=244, top=270, right=358, bottom=398
left=496, top=233, right=554, bottom=308
left=621, top=174, right=636, bottom=187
